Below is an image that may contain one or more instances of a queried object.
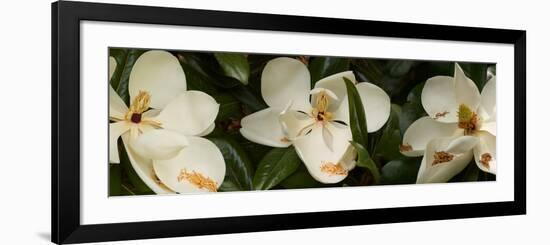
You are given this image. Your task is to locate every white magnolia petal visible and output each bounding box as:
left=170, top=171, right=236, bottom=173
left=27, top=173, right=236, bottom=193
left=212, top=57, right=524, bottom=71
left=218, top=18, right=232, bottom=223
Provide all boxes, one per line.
left=129, top=50, right=187, bottom=109
left=322, top=126, right=334, bottom=151
left=481, top=76, right=496, bottom=121
left=153, top=137, right=226, bottom=193
left=454, top=63, right=481, bottom=111
left=121, top=134, right=174, bottom=194
left=473, top=131, right=497, bottom=174
left=293, top=124, right=354, bottom=184
left=313, top=71, right=355, bottom=112
left=421, top=76, right=459, bottom=123
left=130, top=129, right=188, bottom=160
left=331, top=94, right=350, bottom=124
left=197, top=122, right=216, bottom=137
left=445, top=136, right=479, bottom=154
left=356, top=82, right=391, bottom=133
left=480, top=121, right=496, bottom=136
left=155, top=91, right=219, bottom=136
left=401, top=117, right=459, bottom=157
left=142, top=109, right=161, bottom=118
left=109, top=84, right=128, bottom=119
left=416, top=137, right=475, bottom=184
left=109, top=56, right=117, bottom=81
left=109, top=122, right=130, bottom=163
left=279, top=102, right=316, bottom=140
left=240, top=108, right=293, bottom=147
left=261, top=57, right=311, bottom=111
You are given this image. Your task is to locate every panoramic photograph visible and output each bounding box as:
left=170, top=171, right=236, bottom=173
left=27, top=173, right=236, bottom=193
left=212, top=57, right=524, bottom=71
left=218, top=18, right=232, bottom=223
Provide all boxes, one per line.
left=108, top=48, right=497, bottom=196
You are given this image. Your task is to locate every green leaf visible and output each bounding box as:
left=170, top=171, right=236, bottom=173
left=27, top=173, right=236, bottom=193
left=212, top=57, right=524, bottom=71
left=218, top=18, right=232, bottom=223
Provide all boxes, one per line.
left=399, top=82, right=427, bottom=133
left=109, top=164, right=121, bottom=196
left=350, top=141, right=380, bottom=184
left=462, top=161, right=480, bottom=181
left=214, top=53, right=250, bottom=85
left=380, top=158, right=421, bottom=185
left=375, top=104, right=404, bottom=160
left=208, top=137, right=255, bottom=191
left=179, top=53, right=241, bottom=89
left=280, top=165, right=324, bottom=189
left=109, top=49, right=146, bottom=105
left=212, top=93, right=242, bottom=120
left=343, top=77, right=369, bottom=148
left=229, top=85, right=267, bottom=112
left=309, top=57, right=350, bottom=86
left=253, top=147, right=301, bottom=190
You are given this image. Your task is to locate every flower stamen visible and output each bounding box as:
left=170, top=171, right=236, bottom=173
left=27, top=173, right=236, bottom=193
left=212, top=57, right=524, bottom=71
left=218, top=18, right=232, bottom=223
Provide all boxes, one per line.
left=432, top=151, right=454, bottom=165
left=480, top=153, right=492, bottom=168
left=320, top=162, right=347, bottom=176
left=399, top=144, right=413, bottom=152
left=177, top=169, right=218, bottom=192
left=457, top=104, right=478, bottom=135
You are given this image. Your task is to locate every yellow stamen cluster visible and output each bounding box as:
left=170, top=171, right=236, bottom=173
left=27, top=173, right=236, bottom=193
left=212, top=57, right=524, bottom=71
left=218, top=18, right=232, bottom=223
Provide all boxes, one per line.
left=312, top=91, right=333, bottom=123
left=480, top=153, right=492, bottom=168
left=457, top=104, right=478, bottom=135
left=432, top=151, right=454, bottom=165
left=320, top=162, right=347, bottom=176
left=127, top=91, right=151, bottom=115
left=177, top=169, right=218, bottom=192
left=399, top=144, right=413, bottom=152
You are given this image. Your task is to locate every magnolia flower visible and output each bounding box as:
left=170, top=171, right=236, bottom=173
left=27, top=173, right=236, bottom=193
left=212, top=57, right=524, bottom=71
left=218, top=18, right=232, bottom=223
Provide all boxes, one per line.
left=240, top=57, right=390, bottom=183
left=109, top=50, right=225, bottom=194
left=400, top=63, right=496, bottom=183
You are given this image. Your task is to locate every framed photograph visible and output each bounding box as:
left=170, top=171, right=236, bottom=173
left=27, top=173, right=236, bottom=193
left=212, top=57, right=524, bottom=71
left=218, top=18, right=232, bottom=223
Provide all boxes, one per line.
left=52, top=1, right=526, bottom=244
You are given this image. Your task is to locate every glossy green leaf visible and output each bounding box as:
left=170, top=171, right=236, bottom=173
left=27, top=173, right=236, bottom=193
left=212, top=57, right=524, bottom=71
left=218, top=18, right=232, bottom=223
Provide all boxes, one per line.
left=380, top=158, right=421, bottom=185
left=213, top=93, right=242, bottom=120
left=253, top=147, right=301, bottom=190
left=209, top=137, right=255, bottom=191
left=343, top=77, right=369, bottom=148
left=375, top=104, right=404, bottom=160
left=109, top=164, right=121, bottom=196
left=350, top=141, right=380, bottom=184
left=214, top=53, right=250, bottom=85
left=109, top=49, right=146, bottom=105
left=179, top=53, right=241, bottom=89
left=229, top=85, right=267, bottom=113
left=309, top=57, right=350, bottom=86
left=399, top=82, right=427, bottom=133
left=280, top=165, right=324, bottom=189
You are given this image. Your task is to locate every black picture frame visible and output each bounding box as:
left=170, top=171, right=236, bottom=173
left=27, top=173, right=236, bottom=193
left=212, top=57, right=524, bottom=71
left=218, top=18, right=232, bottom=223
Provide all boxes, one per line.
left=52, top=1, right=526, bottom=244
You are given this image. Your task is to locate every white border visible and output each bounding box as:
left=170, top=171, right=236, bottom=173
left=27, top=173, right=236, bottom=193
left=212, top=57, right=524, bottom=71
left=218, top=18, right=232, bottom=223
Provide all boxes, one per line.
left=81, top=21, right=515, bottom=225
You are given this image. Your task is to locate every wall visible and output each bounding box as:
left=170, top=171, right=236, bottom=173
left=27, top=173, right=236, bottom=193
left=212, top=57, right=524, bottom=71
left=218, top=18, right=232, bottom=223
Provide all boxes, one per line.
left=0, top=0, right=546, bottom=244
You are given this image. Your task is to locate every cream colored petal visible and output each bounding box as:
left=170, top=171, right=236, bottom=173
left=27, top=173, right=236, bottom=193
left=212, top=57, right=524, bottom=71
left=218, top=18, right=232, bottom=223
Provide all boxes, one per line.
left=313, top=71, right=355, bottom=112
left=454, top=63, right=481, bottom=111
left=421, top=76, right=459, bottom=123
left=153, top=137, right=226, bottom=193
left=240, top=108, right=292, bottom=147
left=261, top=57, right=311, bottom=111
left=109, top=84, right=128, bottom=120
left=109, top=56, right=117, bottom=81
left=142, top=108, right=161, bottom=118
left=401, top=117, right=459, bottom=157
left=356, top=82, right=391, bottom=133
left=121, top=134, right=174, bottom=194
left=481, top=76, right=496, bottom=121
left=109, top=121, right=130, bottom=163
left=155, top=91, right=219, bottom=136
left=480, top=121, right=496, bottom=136
left=293, top=124, right=354, bottom=184
left=279, top=109, right=316, bottom=140
left=473, top=131, right=496, bottom=174
left=197, top=122, right=216, bottom=137
left=130, top=129, right=188, bottom=160
left=416, top=136, right=476, bottom=184
left=129, top=50, right=187, bottom=109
